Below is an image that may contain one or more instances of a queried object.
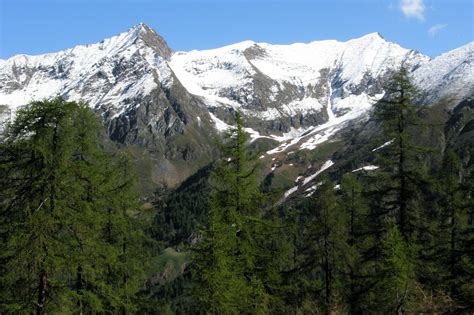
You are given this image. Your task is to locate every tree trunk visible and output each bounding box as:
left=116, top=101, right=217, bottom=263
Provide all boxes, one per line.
left=349, top=188, right=356, bottom=313
left=36, top=269, right=47, bottom=315
left=450, top=203, right=456, bottom=288
left=398, top=104, right=409, bottom=243
left=76, top=265, right=83, bottom=314
left=324, top=236, right=332, bottom=315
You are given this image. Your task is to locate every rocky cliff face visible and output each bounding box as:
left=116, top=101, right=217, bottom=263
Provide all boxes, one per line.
left=0, top=23, right=472, bottom=189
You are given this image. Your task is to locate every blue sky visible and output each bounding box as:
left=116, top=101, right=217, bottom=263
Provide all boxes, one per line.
left=0, top=0, right=472, bottom=59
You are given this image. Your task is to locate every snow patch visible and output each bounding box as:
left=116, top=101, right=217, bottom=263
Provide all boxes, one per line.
left=209, top=112, right=232, bottom=132
left=372, top=139, right=394, bottom=152
left=305, top=181, right=323, bottom=192
left=302, top=160, right=334, bottom=185
left=247, top=97, right=324, bottom=121
left=352, top=165, right=379, bottom=172
left=284, top=186, right=299, bottom=198
left=413, top=42, right=474, bottom=103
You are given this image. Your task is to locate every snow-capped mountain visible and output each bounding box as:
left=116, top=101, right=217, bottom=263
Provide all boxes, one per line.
left=413, top=42, right=474, bottom=104
left=170, top=32, right=428, bottom=123
left=0, top=24, right=218, bottom=186
left=0, top=23, right=472, bottom=187
left=0, top=23, right=173, bottom=118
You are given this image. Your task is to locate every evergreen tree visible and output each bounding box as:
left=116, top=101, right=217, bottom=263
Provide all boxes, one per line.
left=313, top=179, right=350, bottom=314
left=363, top=67, right=434, bottom=311
left=457, top=161, right=474, bottom=312
left=0, top=98, right=148, bottom=314
left=191, top=112, right=288, bottom=313
left=191, top=112, right=266, bottom=313
left=434, top=149, right=474, bottom=311
left=376, top=224, right=417, bottom=313
left=372, top=66, right=429, bottom=242
left=338, top=173, right=374, bottom=313
left=289, top=178, right=349, bottom=313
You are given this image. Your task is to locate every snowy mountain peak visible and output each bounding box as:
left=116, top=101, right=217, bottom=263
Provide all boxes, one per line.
left=413, top=41, right=474, bottom=104
left=169, top=31, right=430, bottom=122
left=357, top=32, right=385, bottom=41
left=0, top=24, right=471, bottom=188
left=132, top=22, right=148, bottom=31
left=119, top=22, right=172, bottom=59
left=125, top=22, right=158, bottom=39
left=0, top=24, right=472, bottom=151
left=0, top=23, right=175, bottom=111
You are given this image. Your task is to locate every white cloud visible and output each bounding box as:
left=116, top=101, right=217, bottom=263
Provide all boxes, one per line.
left=428, top=23, right=448, bottom=36
left=400, top=0, right=426, bottom=20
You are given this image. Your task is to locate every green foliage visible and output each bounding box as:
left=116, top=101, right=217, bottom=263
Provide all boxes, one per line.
left=338, top=173, right=376, bottom=312
left=151, top=164, right=212, bottom=246
left=372, top=66, right=430, bottom=241
left=311, top=179, right=351, bottom=313
left=376, top=224, right=418, bottom=313
left=2, top=66, right=471, bottom=314
left=151, top=69, right=473, bottom=313
left=430, top=149, right=474, bottom=311
left=191, top=112, right=264, bottom=313
left=191, top=112, right=291, bottom=314
left=0, top=98, right=149, bottom=314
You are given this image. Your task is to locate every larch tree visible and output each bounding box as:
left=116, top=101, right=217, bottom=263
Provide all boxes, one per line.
left=372, top=66, right=429, bottom=243
left=338, top=173, right=374, bottom=313
left=0, top=98, right=147, bottom=314
left=191, top=112, right=286, bottom=314
left=364, top=66, right=431, bottom=311
left=435, top=149, right=474, bottom=311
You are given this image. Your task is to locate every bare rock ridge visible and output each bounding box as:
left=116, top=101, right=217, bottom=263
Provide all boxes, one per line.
left=0, top=23, right=472, bottom=188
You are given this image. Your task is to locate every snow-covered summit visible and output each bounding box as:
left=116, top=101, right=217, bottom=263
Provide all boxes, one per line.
left=169, top=31, right=430, bottom=126
left=0, top=24, right=472, bottom=153
left=0, top=23, right=173, bottom=113
left=413, top=41, right=474, bottom=104
left=0, top=23, right=164, bottom=69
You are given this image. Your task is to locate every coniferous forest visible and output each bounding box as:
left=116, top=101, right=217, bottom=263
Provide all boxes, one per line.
left=0, top=68, right=473, bottom=314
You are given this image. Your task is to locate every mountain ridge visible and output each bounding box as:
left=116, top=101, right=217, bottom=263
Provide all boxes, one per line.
left=0, top=23, right=472, bottom=189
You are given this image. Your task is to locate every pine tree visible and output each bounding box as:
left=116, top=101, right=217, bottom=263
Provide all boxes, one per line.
left=434, top=149, right=474, bottom=311
left=364, top=66, right=434, bottom=311
left=376, top=224, right=417, bottom=313
left=192, top=197, right=251, bottom=313
left=316, top=179, right=351, bottom=314
left=372, top=66, right=429, bottom=242
left=191, top=112, right=288, bottom=313
left=289, top=178, right=349, bottom=313
left=338, top=173, right=374, bottom=313
left=0, top=98, right=148, bottom=314
left=191, top=112, right=264, bottom=313
left=457, top=161, right=474, bottom=312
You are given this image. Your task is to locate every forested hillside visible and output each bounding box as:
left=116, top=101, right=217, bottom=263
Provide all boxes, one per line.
left=1, top=68, right=472, bottom=314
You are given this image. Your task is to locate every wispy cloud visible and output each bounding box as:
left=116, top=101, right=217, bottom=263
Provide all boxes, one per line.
left=428, top=23, right=448, bottom=36
left=399, top=0, right=425, bottom=20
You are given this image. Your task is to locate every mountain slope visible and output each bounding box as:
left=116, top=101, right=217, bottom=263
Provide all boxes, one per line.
left=0, top=23, right=472, bottom=190
left=169, top=33, right=430, bottom=132
left=0, top=24, right=219, bottom=188
left=413, top=41, right=474, bottom=104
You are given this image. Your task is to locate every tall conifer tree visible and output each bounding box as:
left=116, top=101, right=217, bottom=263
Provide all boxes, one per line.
left=191, top=112, right=289, bottom=313
left=435, top=149, right=474, bottom=311
left=372, top=66, right=428, bottom=242
left=0, top=98, right=147, bottom=314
